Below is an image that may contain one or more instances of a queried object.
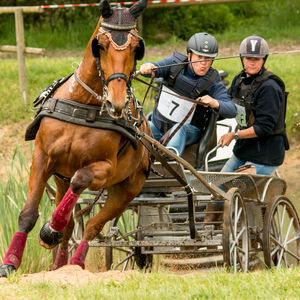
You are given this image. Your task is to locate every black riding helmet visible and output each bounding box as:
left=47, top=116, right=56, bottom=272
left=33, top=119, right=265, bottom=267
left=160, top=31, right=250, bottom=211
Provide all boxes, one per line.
left=187, top=32, right=218, bottom=57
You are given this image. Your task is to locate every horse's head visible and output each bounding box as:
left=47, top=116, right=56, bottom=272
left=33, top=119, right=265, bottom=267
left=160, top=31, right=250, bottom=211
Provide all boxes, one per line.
left=91, top=0, right=147, bottom=118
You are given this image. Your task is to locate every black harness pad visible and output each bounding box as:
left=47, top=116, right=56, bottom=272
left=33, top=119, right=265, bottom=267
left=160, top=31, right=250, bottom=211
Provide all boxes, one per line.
left=25, top=97, right=139, bottom=149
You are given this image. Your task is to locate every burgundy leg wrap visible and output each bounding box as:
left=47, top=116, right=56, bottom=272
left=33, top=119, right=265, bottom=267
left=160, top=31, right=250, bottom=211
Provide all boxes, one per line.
left=51, top=247, right=69, bottom=271
left=69, top=241, right=89, bottom=269
left=3, top=232, right=27, bottom=269
left=50, top=188, right=79, bottom=232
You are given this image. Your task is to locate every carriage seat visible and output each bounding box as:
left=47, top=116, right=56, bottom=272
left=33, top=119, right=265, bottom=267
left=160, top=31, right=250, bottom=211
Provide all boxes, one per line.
left=181, top=112, right=218, bottom=169
left=147, top=111, right=218, bottom=170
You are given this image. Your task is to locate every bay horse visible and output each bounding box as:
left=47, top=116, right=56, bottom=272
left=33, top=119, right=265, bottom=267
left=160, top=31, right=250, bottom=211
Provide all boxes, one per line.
left=0, top=0, right=150, bottom=277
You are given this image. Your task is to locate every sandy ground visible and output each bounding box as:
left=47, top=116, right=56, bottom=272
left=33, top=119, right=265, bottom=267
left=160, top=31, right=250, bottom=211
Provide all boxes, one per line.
left=0, top=265, right=139, bottom=285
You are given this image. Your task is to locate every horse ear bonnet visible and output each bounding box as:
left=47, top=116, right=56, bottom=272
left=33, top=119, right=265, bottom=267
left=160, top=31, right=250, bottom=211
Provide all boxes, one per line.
left=96, top=0, right=147, bottom=60
left=99, top=0, right=113, bottom=18
left=129, top=0, right=148, bottom=18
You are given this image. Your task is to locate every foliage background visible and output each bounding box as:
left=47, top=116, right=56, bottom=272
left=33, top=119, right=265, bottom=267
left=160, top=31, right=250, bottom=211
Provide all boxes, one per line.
left=0, top=0, right=300, bottom=48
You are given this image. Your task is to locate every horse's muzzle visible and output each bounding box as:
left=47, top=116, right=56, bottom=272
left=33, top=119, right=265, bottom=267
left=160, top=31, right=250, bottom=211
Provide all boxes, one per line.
left=105, top=97, right=130, bottom=119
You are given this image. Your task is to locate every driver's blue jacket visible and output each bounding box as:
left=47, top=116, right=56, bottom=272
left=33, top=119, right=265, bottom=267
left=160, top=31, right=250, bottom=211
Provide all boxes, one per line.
left=142, top=52, right=236, bottom=133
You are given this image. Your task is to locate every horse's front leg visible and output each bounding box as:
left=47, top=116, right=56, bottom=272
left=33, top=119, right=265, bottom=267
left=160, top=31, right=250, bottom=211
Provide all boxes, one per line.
left=50, top=177, right=75, bottom=271
left=0, top=148, right=49, bottom=277
left=39, top=161, right=112, bottom=250
left=69, top=168, right=147, bottom=269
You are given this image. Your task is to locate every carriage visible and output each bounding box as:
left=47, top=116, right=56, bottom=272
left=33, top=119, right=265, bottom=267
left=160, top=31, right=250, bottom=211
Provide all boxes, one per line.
left=45, top=100, right=300, bottom=273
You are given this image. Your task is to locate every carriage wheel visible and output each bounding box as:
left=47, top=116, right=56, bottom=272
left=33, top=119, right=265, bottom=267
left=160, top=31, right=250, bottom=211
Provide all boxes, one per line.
left=263, top=196, right=300, bottom=269
left=105, top=208, right=152, bottom=271
left=222, top=188, right=249, bottom=272
left=68, top=204, right=85, bottom=257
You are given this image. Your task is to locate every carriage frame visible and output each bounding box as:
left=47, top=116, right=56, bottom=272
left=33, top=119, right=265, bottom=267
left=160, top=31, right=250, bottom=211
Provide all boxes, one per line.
left=46, top=118, right=300, bottom=273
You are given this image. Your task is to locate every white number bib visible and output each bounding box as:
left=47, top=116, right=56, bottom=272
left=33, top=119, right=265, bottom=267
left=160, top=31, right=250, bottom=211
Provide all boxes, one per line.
left=235, top=103, right=247, bottom=127
left=157, top=85, right=195, bottom=123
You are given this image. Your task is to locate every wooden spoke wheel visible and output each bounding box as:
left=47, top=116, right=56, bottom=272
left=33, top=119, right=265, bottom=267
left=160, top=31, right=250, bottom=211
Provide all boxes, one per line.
left=105, top=208, right=152, bottom=271
left=263, top=196, right=300, bottom=269
left=222, top=188, right=249, bottom=272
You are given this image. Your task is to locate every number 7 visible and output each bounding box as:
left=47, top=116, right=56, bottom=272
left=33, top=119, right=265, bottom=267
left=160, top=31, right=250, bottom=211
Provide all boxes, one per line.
left=169, top=101, right=179, bottom=116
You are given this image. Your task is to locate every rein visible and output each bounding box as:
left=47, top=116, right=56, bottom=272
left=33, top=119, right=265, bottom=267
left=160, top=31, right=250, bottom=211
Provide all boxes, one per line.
left=74, top=26, right=143, bottom=119
left=134, top=75, right=201, bottom=105
left=134, top=65, right=217, bottom=146
left=151, top=55, right=240, bottom=71
left=134, top=74, right=201, bottom=147
left=159, top=104, right=196, bottom=146
left=148, top=49, right=300, bottom=72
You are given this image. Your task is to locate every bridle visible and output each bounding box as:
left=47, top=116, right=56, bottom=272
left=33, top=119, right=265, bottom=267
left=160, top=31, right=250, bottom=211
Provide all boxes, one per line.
left=97, top=26, right=139, bottom=86
left=74, top=25, right=144, bottom=120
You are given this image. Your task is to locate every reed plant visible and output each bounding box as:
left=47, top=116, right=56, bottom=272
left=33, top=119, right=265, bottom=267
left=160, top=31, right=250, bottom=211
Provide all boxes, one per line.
left=0, top=144, right=53, bottom=275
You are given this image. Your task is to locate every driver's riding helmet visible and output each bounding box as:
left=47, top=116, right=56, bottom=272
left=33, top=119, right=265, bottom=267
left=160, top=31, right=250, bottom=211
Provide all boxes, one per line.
left=239, top=34, right=269, bottom=60
left=187, top=32, right=218, bottom=58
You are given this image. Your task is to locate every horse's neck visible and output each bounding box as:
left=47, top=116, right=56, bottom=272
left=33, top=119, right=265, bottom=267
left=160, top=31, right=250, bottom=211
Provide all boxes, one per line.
left=77, top=53, right=104, bottom=104
left=55, top=52, right=103, bottom=106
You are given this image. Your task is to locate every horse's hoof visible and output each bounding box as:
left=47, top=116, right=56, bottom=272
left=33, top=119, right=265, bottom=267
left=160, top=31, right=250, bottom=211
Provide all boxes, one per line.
left=0, top=264, right=16, bottom=278
left=39, top=222, right=64, bottom=249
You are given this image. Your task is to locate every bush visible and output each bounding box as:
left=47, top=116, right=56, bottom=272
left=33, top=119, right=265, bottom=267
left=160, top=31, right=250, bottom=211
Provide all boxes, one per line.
left=0, top=0, right=299, bottom=48
left=143, top=5, right=234, bottom=44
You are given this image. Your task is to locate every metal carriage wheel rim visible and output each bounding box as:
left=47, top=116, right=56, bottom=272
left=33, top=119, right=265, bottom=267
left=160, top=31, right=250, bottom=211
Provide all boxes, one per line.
left=263, top=195, right=300, bottom=269
left=68, top=203, right=85, bottom=257
left=222, top=187, right=249, bottom=272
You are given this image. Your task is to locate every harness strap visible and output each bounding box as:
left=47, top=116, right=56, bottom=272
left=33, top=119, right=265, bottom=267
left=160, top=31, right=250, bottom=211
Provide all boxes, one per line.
left=159, top=103, right=196, bottom=146
left=74, top=70, right=103, bottom=102
left=148, top=68, right=218, bottom=146
left=33, top=73, right=73, bottom=108
left=141, top=71, right=155, bottom=106
left=54, top=173, right=71, bottom=183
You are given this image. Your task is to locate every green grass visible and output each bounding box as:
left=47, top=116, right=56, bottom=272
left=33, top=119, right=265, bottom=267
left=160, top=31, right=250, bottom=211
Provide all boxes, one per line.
left=0, top=145, right=54, bottom=275
left=0, top=267, right=300, bottom=299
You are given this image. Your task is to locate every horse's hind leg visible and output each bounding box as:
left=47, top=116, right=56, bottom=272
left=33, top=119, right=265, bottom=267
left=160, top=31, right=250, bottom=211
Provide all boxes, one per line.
left=0, top=148, right=48, bottom=277
left=51, top=218, right=75, bottom=270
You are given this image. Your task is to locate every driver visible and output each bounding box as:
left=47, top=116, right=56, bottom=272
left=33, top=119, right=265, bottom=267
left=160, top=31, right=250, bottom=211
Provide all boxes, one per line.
left=140, top=32, right=236, bottom=156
